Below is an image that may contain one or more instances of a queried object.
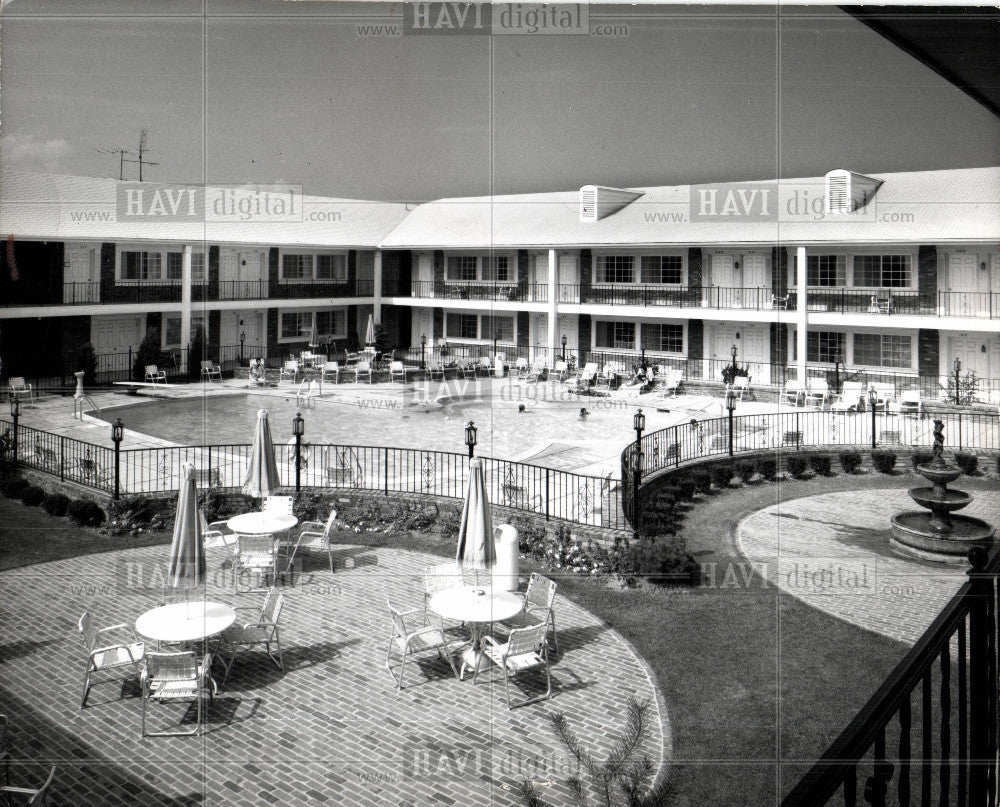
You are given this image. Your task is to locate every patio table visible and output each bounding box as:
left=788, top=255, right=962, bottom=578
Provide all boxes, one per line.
left=428, top=585, right=523, bottom=679
left=226, top=512, right=298, bottom=536
left=135, top=601, right=236, bottom=645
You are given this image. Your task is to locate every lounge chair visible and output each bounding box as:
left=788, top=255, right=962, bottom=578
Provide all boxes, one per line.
left=595, top=365, right=617, bottom=388
left=553, top=360, right=569, bottom=381
left=0, top=754, right=56, bottom=806
left=144, top=365, right=166, bottom=384
left=7, top=377, right=33, bottom=402
left=140, top=650, right=216, bottom=737
left=781, top=382, right=805, bottom=407
left=350, top=360, right=373, bottom=384
left=217, top=589, right=284, bottom=682
left=295, top=379, right=317, bottom=407
left=427, top=360, right=445, bottom=381
left=575, top=363, right=598, bottom=388
left=526, top=358, right=548, bottom=382
left=898, top=390, right=922, bottom=416
left=200, top=360, right=221, bottom=382
left=389, top=361, right=410, bottom=383
left=385, top=601, right=459, bottom=690
left=475, top=357, right=493, bottom=377
left=831, top=381, right=865, bottom=412
left=805, top=379, right=830, bottom=408
left=659, top=370, right=682, bottom=397
left=474, top=623, right=551, bottom=709
left=279, top=360, right=299, bottom=385
left=513, top=357, right=530, bottom=379
left=78, top=612, right=145, bottom=708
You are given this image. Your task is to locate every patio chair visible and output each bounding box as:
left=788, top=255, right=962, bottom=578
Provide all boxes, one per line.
left=455, top=359, right=475, bottom=379
left=7, top=377, right=33, bottom=403
left=0, top=754, right=56, bottom=806
left=385, top=601, right=459, bottom=690
left=659, top=370, right=682, bottom=398
left=217, top=589, right=284, bottom=682
left=427, top=360, right=445, bottom=381
left=553, top=360, right=569, bottom=381
left=898, top=389, right=922, bottom=417
left=279, top=360, right=299, bottom=385
left=577, top=363, right=598, bottom=387
left=595, top=365, right=617, bottom=388
left=831, top=381, right=865, bottom=412
left=474, top=623, right=551, bottom=709
left=869, top=293, right=891, bottom=314
left=320, top=361, right=340, bottom=385
left=200, top=360, right=222, bottom=382
left=513, top=357, right=530, bottom=379
left=389, top=361, right=409, bottom=383
left=498, top=572, right=558, bottom=652
left=140, top=650, right=216, bottom=738
left=78, top=612, right=145, bottom=708
left=201, top=512, right=234, bottom=548
left=475, top=357, right=493, bottom=377
left=771, top=293, right=790, bottom=310
left=289, top=510, right=338, bottom=574
left=732, top=375, right=751, bottom=402
left=526, top=358, right=548, bottom=382
left=262, top=495, right=294, bottom=517
left=423, top=563, right=468, bottom=625
left=233, top=533, right=277, bottom=592
left=144, top=365, right=166, bottom=384
left=295, top=379, right=317, bottom=407
left=805, top=379, right=830, bottom=408
left=350, top=360, right=373, bottom=384
left=781, top=382, right=805, bottom=407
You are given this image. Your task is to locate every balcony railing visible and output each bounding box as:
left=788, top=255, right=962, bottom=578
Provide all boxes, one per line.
left=218, top=280, right=270, bottom=300
left=409, top=280, right=545, bottom=303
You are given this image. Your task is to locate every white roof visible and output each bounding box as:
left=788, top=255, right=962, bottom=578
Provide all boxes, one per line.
left=380, top=166, right=1000, bottom=248
left=0, top=172, right=411, bottom=248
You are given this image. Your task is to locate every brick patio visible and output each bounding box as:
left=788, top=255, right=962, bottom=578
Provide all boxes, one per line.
left=0, top=539, right=668, bottom=806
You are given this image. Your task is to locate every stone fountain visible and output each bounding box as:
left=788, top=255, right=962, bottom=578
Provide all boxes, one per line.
left=891, top=419, right=995, bottom=562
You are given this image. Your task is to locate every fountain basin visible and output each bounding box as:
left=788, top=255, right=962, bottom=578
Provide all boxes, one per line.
left=908, top=486, right=972, bottom=514
left=891, top=512, right=995, bottom=563
left=915, top=463, right=962, bottom=486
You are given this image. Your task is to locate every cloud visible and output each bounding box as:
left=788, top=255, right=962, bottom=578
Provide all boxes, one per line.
left=1, top=133, right=72, bottom=173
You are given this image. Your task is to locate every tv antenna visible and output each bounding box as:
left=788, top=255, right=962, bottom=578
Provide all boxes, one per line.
left=95, top=147, right=135, bottom=180
left=122, top=130, right=160, bottom=181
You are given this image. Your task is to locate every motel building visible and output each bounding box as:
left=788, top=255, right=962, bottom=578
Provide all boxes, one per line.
left=1, top=166, right=998, bottom=399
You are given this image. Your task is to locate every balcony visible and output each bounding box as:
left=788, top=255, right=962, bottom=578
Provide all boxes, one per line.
left=409, top=280, right=547, bottom=303
left=581, top=285, right=786, bottom=311
left=271, top=278, right=373, bottom=300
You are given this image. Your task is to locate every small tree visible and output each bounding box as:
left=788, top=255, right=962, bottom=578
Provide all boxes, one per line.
left=373, top=322, right=391, bottom=357
left=187, top=325, right=206, bottom=380
left=63, top=341, right=98, bottom=386
left=133, top=328, right=161, bottom=381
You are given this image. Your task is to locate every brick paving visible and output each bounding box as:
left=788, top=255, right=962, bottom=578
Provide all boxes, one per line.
left=0, top=540, right=667, bottom=806
left=737, top=488, right=1000, bottom=644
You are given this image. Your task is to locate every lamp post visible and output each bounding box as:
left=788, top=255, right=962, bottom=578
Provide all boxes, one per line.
left=954, top=358, right=962, bottom=405
left=292, top=411, right=305, bottom=492
left=868, top=387, right=878, bottom=449
left=561, top=333, right=567, bottom=362
left=725, top=388, right=737, bottom=456
left=420, top=334, right=426, bottom=370
left=632, top=409, right=645, bottom=542
left=111, top=418, right=124, bottom=500
left=240, top=330, right=245, bottom=364
left=730, top=342, right=738, bottom=378
left=465, top=421, right=477, bottom=460
left=833, top=349, right=843, bottom=393
left=493, top=329, right=500, bottom=357
left=8, top=397, right=20, bottom=468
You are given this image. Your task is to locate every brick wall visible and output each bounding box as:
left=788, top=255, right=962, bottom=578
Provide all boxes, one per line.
left=208, top=246, right=220, bottom=301
left=918, top=246, right=937, bottom=308
left=516, top=311, right=529, bottom=350
left=688, top=248, right=702, bottom=292
left=517, top=250, right=529, bottom=298
left=918, top=328, right=939, bottom=381
left=580, top=250, right=592, bottom=300
left=577, top=314, right=591, bottom=362
left=771, top=247, right=788, bottom=296
left=433, top=307, right=444, bottom=340
left=433, top=250, right=445, bottom=296
left=348, top=250, right=357, bottom=289
left=687, top=319, right=704, bottom=379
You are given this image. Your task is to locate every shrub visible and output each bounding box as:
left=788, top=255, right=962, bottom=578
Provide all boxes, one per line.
left=199, top=489, right=256, bottom=523
left=21, top=485, right=46, bottom=507
left=756, top=457, right=777, bottom=481
left=691, top=470, right=712, bottom=496
left=639, top=489, right=681, bottom=537
left=63, top=341, right=98, bottom=387
left=996, top=454, right=1000, bottom=476
left=1, top=475, right=28, bottom=499
left=911, top=450, right=934, bottom=470
left=187, top=325, right=207, bottom=381
left=67, top=498, right=106, bottom=527
left=675, top=476, right=697, bottom=501
left=809, top=454, right=832, bottom=476
left=871, top=450, right=897, bottom=474
left=133, top=327, right=162, bottom=382
left=786, top=455, right=808, bottom=479
left=711, top=464, right=733, bottom=489
left=840, top=450, right=863, bottom=474
left=736, top=460, right=756, bottom=484
left=618, top=536, right=701, bottom=586
left=954, top=452, right=978, bottom=476
left=42, top=492, right=70, bottom=517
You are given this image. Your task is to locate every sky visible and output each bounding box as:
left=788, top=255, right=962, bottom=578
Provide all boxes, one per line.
left=1, top=1, right=998, bottom=201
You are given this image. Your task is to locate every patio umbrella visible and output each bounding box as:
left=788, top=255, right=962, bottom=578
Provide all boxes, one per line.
left=242, top=408, right=280, bottom=498
left=167, top=462, right=206, bottom=591
left=456, top=458, right=496, bottom=575
left=364, top=313, right=376, bottom=348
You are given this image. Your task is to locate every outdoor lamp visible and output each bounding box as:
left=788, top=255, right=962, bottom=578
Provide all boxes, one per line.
left=726, top=388, right=737, bottom=412
left=465, top=421, right=477, bottom=459
left=954, top=358, right=962, bottom=374
left=421, top=334, right=426, bottom=350
left=633, top=409, right=645, bottom=442
left=868, top=387, right=877, bottom=409
left=725, top=390, right=737, bottom=456
left=561, top=333, right=567, bottom=360
left=9, top=396, right=19, bottom=419
left=292, top=411, right=305, bottom=438
left=111, top=418, right=124, bottom=444
left=731, top=343, right=738, bottom=362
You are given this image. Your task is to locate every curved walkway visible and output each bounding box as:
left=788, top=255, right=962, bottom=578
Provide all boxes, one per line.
left=0, top=539, right=667, bottom=806
left=737, top=487, right=1000, bottom=644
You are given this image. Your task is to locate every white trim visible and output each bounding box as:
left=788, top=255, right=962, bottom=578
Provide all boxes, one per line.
left=277, top=249, right=349, bottom=283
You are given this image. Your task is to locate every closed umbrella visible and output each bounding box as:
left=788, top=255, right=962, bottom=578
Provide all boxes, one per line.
left=242, top=408, right=280, bottom=498
left=167, top=462, right=206, bottom=591
left=456, top=458, right=496, bottom=576
left=364, top=313, right=376, bottom=348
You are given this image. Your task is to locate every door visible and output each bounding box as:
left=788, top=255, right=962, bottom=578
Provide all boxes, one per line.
left=711, top=253, right=740, bottom=307
left=742, top=253, right=768, bottom=309
left=219, top=249, right=239, bottom=298
left=64, top=247, right=98, bottom=303
left=558, top=253, right=578, bottom=302
left=947, top=253, right=980, bottom=316
left=91, top=315, right=143, bottom=380
left=949, top=333, right=993, bottom=396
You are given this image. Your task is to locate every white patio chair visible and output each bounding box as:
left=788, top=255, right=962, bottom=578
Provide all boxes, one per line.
left=423, top=563, right=467, bottom=625
left=217, top=589, right=284, bottom=682
left=805, top=379, right=830, bottom=408
left=144, top=365, right=166, bottom=384
left=553, top=360, right=569, bottom=381
left=781, top=382, right=806, bottom=407
left=385, top=601, right=459, bottom=690
left=78, top=612, right=145, bottom=708
left=140, top=650, right=216, bottom=737
left=898, top=390, right=922, bottom=416
left=289, top=510, right=337, bottom=574
left=200, top=360, right=222, bottom=382
left=513, top=357, right=530, bottom=378
left=659, top=369, right=682, bottom=397
left=427, top=360, right=445, bottom=381
left=389, top=361, right=409, bottom=383
left=595, top=364, right=617, bottom=388
left=320, top=361, right=340, bottom=384
left=831, top=381, right=865, bottom=412
left=474, top=623, right=551, bottom=709
left=475, top=357, right=493, bottom=377
left=233, top=533, right=277, bottom=593
left=0, top=754, right=56, bottom=806
left=526, top=358, right=548, bottom=382
left=279, top=360, right=299, bottom=384
left=498, top=572, right=558, bottom=652
left=351, top=360, right=373, bottom=384
left=732, top=375, right=751, bottom=401
left=576, top=363, right=598, bottom=388
left=7, top=377, right=33, bottom=403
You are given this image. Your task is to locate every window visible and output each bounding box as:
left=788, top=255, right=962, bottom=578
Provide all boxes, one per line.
left=640, top=256, right=683, bottom=285
left=445, top=314, right=478, bottom=339
left=315, top=309, right=346, bottom=337
left=280, top=312, right=313, bottom=339
left=853, top=333, right=911, bottom=368
left=596, top=256, right=634, bottom=284
left=807, top=255, right=845, bottom=287
left=853, top=255, right=911, bottom=288
left=481, top=315, right=514, bottom=342
left=595, top=321, right=636, bottom=350
left=482, top=256, right=510, bottom=282
left=316, top=254, right=347, bottom=282
left=641, top=323, right=683, bottom=353
left=121, top=251, right=161, bottom=280
left=163, top=315, right=206, bottom=348
left=447, top=256, right=478, bottom=281
left=165, top=252, right=206, bottom=282
left=806, top=331, right=846, bottom=363
left=282, top=254, right=312, bottom=280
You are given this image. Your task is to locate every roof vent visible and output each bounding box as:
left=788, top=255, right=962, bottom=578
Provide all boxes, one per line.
left=579, top=185, right=643, bottom=222
left=825, top=170, right=883, bottom=214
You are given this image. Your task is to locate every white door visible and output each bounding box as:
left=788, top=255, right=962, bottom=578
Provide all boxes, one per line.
left=219, top=249, right=239, bottom=298
left=558, top=253, right=578, bottom=302
left=711, top=253, right=740, bottom=306
left=947, top=253, right=981, bottom=316
left=64, top=246, right=98, bottom=303
left=949, top=333, right=993, bottom=390
left=91, top=315, right=143, bottom=380
left=743, top=253, right=768, bottom=309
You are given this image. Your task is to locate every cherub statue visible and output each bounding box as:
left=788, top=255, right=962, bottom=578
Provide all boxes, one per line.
left=931, top=419, right=945, bottom=464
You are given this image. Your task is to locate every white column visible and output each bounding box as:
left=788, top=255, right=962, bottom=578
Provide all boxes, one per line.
left=373, top=250, right=383, bottom=322
left=547, top=249, right=558, bottom=361
left=796, top=246, right=808, bottom=385
left=180, top=244, right=193, bottom=373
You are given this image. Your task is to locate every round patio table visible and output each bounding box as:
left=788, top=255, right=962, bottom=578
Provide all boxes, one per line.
left=429, top=586, right=524, bottom=679
left=135, top=601, right=236, bottom=644
left=226, top=512, right=298, bottom=536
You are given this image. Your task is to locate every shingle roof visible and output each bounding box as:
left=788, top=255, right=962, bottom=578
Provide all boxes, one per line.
left=0, top=172, right=411, bottom=247
left=380, top=166, right=1000, bottom=248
